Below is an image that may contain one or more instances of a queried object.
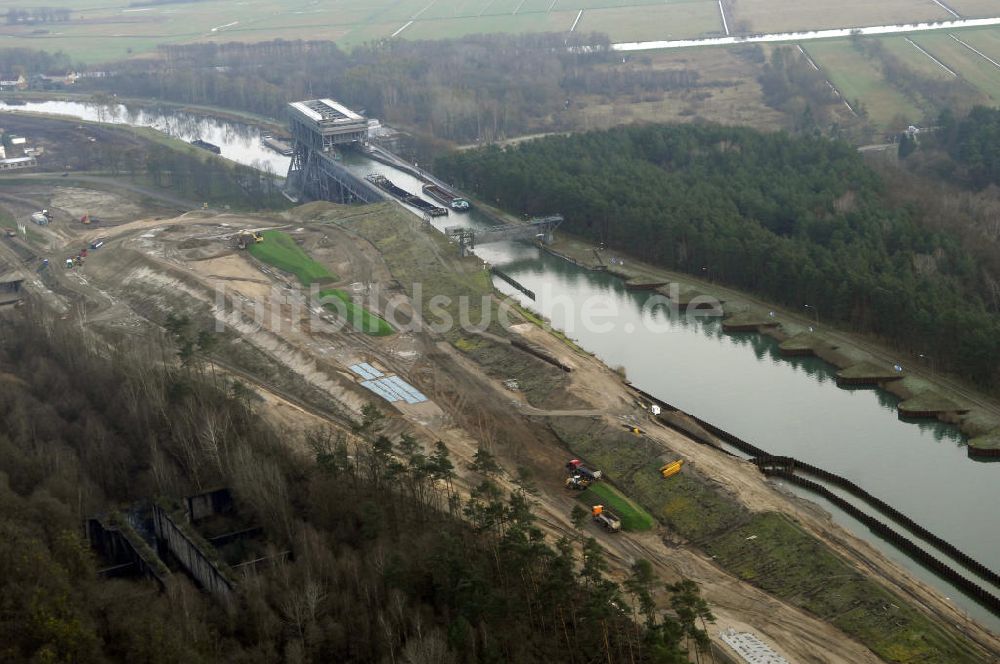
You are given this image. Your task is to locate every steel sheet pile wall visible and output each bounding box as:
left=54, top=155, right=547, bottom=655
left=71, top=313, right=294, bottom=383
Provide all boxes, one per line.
left=625, top=384, right=1000, bottom=616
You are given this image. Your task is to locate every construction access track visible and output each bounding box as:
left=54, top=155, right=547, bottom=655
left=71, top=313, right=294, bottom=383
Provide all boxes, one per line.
left=1, top=183, right=997, bottom=664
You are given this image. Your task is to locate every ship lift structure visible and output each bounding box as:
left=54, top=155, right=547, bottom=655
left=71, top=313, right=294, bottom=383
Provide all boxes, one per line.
left=447, top=216, right=564, bottom=256
left=282, top=98, right=565, bottom=253
left=283, top=98, right=384, bottom=204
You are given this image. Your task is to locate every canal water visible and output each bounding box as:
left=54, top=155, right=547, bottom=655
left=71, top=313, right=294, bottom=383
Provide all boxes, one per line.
left=0, top=99, right=289, bottom=175
left=3, top=99, right=997, bottom=629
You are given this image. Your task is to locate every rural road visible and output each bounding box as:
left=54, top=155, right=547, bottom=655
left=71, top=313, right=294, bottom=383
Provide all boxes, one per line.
left=613, top=16, right=1000, bottom=51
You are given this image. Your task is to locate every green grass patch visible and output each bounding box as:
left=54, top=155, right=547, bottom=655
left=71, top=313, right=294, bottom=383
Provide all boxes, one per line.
left=248, top=230, right=337, bottom=285
left=454, top=336, right=484, bottom=352
left=249, top=229, right=392, bottom=336
left=317, top=288, right=393, bottom=337
left=628, top=461, right=746, bottom=540
left=576, top=482, right=655, bottom=532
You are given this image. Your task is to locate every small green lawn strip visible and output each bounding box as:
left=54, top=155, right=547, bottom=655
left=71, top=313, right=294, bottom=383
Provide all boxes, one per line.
left=249, top=230, right=393, bottom=336
left=248, top=230, right=337, bottom=285
left=318, top=288, right=394, bottom=337
left=577, top=482, right=655, bottom=532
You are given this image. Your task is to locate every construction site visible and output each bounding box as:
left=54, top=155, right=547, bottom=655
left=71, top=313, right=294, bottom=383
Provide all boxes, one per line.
left=0, top=106, right=996, bottom=664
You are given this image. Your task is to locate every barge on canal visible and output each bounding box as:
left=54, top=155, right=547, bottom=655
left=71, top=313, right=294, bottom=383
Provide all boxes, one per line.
left=366, top=174, right=448, bottom=217
left=262, top=136, right=294, bottom=156
left=422, top=183, right=471, bottom=211
left=191, top=138, right=222, bottom=154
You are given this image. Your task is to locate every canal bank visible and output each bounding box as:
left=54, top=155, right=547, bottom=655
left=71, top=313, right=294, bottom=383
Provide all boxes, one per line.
left=473, top=238, right=999, bottom=629
left=538, top=232, right=1000, bottom=457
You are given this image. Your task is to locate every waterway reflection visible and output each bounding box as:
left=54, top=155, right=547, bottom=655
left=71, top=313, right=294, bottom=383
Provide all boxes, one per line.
left=476, top=241, right=989, bottom=577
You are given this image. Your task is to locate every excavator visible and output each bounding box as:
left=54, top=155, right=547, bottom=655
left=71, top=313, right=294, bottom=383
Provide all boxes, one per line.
left=235, top=230, right=264, bottom=249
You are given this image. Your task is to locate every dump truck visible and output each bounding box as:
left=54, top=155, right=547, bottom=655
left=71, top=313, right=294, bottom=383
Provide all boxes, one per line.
left=31, top=210, right=51, bottom=225
left=660, top=459, right=684, bottom=479
left=566, top=459, right=602, bottom=482
left=592, top=505, right=621, bottom=533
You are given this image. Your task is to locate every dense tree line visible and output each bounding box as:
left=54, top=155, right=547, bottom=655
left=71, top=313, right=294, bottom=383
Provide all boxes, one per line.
left=86, top=136, right=285, bottom=209
left=944, top=106, right=1000, bottom=189
left=82, top=36, right=698, bottom=143
left=756, top=47, right=849, bottom=137
left=142, top=143, right=285, bottom=209
left=437, top=124, right=1000, bottom=386
left=5, top=7, right=71, bottom=25
left=0, top=311, right=708, bottom=662
left=0, top=47, right=71, bottom=75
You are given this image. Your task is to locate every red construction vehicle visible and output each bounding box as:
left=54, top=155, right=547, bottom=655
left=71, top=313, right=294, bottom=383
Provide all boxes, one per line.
left=566, top=459, right=602, bottom=482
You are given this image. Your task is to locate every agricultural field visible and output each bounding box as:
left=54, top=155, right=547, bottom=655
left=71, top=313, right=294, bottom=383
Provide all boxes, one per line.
left=948, top=0, right=1000, bottom=18
left=728, top=0, right=951, bottom=35
left=0, top=0, right=726, bottom=63
left=959, top=27, right=1000, bottom=63
left=803, top=40, right=925, bottom=129
left=795, top=27, right=1000, bottom=133
left=910, top=31, right=1000, bottom=102
left=5, top=0, right=1000, bottom=63
left=575, top=1, right=724, bottom=43
left=877, top=35, right=957, bottom=80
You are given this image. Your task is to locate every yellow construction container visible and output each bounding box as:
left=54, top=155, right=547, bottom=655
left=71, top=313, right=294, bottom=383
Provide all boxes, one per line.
left=660, top=460, right=684, bottom=479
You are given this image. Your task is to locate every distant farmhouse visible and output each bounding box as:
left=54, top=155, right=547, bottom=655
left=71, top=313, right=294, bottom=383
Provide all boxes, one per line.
left=0, top=73, right=26, bottom=91
left=0, top=130, right=38, bottom=171
left=32, top=71, right=79, bottom=90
